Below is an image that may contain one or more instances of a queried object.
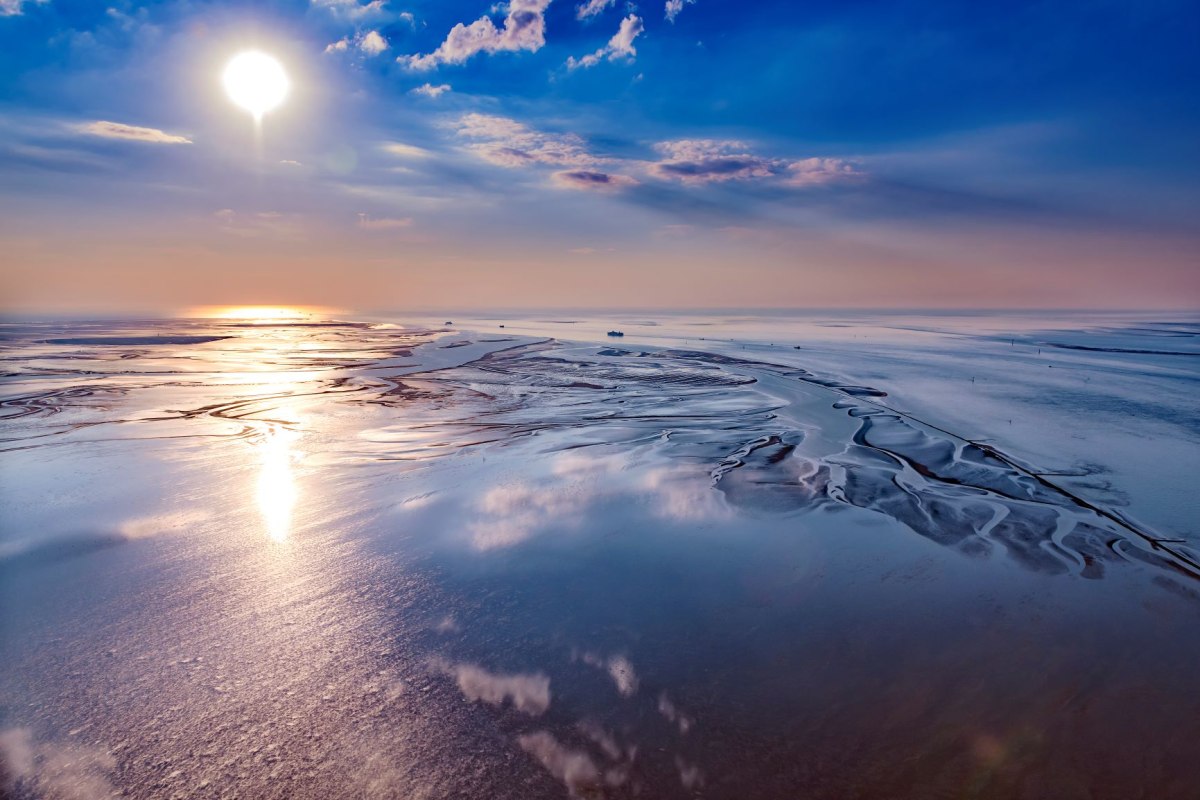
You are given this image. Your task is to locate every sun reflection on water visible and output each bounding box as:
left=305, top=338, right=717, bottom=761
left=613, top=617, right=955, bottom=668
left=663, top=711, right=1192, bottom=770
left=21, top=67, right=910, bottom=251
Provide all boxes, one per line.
left=257, top=427, right=299, bottom=542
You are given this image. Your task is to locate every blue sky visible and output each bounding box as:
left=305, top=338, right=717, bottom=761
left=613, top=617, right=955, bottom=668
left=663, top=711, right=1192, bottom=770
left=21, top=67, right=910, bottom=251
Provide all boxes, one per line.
left=1, top=0, right=1198, bottom=311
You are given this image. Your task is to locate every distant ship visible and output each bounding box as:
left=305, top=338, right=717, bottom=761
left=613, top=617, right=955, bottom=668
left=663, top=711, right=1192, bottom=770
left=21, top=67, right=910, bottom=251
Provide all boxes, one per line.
left=607, top=330, right=625, bottom=337
left=444, top=321, right=453, bottom=325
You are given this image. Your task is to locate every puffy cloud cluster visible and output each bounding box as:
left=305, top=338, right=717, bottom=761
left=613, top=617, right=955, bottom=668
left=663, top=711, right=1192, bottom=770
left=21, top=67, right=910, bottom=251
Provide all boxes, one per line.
left=325, top=29, right=388, bottom=55
left=404, top=0, right=553, bottom=70
left=651, top=139, right=777, bottom=182
left=453, top=114, right=860, bottom=194
left=567, top=14, right=644, bottom=69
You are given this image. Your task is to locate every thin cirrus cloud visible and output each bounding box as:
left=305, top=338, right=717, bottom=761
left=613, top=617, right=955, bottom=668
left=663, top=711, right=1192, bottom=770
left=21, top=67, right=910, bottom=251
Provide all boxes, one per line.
left=77, top=121, right=192, bottom=144
left=576, top=0, right=616, bottom=20
left=402, top=0, right=552, bottom=70
left=567, top=14, right=644, bottom=69
left=356, top=214, right=413, bottom=230
left=665, top=0, right=696, bottom=23
left=381, top=141, right=432, bottom=159
left=310, top=0, right=388, bottom=22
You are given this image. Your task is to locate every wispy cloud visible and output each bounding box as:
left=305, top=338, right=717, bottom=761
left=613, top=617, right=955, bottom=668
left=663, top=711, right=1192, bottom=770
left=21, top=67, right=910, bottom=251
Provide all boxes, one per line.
left=410, top=82, right=452, bottom=98
left=0, top=0, right=47, bottom=16
left=651, top=139, right=860, bottom=185
left=576, top=0, right=615, bottom=20
left=785, top=157, right=860, bottom=186
left=552, top=169, right=638, bottom=191
left=403, top=0, right=552, bottom=69
left=311, top=0, right=388, bottom=22
left=664, top=0, right=696, bottom=23
left=567, top=14, right=644, bottom=69
left=77, top=121, right=192, bottom=144
left=212, top=209, right=306, bottom=239
left=381, top=141, right=432, bottom=158
left=357, top=214, right=413, bottom=229
left=455, top=113, right=598, bottom=169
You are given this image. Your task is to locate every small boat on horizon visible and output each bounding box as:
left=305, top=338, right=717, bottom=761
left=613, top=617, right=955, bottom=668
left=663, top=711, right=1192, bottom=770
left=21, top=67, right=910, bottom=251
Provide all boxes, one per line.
left=607, top=330, right=625, bottom=337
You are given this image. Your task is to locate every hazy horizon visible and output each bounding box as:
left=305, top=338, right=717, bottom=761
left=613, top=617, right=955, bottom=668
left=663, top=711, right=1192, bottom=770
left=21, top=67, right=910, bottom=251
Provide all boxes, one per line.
left=3, top=0, right=1199, bottom=313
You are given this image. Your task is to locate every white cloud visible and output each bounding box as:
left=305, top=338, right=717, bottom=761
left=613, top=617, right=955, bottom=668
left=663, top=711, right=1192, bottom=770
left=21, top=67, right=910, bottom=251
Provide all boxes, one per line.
left=446, top=663, right=552, bottom=715
left=357, top=214, right=414, bottom=229
left=650, top=139, right=775, bottom=182
left=785, top=156, right=860, bottom=186
left=567, top=14, right=643, bottom=69
left=78, top=120, right=192, bottom=144
left=0, top=0, right=47, bottom=16
left=311, top=0, right=387, bottom=22
left=403, top=0, right=552, bottom=69
left=360, top=29, right=388, bottom=54
left=410, top=82, right=452, bottom=98
left=381, top=141, right=432, bottom=158
left=455, top=113, right=599, bottom=169
left=664, top=0, right=695, bottom=23
left=325, top=29, right=388, bottom=55
left=575, top=0, right=615, bottom=20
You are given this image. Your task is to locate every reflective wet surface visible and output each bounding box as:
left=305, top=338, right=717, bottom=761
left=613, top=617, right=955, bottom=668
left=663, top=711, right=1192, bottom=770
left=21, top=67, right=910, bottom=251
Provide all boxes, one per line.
left=1, top=313, right=1198, bottom=798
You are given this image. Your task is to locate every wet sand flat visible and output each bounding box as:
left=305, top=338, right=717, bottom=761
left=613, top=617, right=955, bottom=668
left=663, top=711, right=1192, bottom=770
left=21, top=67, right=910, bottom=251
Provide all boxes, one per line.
left=1, top=312, right=1198, bottom=799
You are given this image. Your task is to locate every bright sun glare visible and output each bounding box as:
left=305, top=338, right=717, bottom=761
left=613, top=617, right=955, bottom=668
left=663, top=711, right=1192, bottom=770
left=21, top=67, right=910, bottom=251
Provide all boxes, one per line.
left=222, top=51, right=289, bottom=120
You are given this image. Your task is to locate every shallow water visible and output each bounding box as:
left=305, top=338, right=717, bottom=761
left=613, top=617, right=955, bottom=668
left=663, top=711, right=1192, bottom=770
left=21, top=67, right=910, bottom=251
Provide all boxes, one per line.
left=1, top=312, right=1197, bottom=799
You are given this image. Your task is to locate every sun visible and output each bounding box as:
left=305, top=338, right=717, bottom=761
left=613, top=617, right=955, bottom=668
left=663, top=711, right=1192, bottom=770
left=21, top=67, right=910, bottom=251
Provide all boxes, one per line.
left=222, top=51, right=289, bottom=121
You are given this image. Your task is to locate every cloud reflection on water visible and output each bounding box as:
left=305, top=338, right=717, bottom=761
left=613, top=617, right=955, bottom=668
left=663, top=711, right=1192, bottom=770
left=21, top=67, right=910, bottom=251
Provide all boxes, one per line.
left=467, top=453, right=730, bottom=552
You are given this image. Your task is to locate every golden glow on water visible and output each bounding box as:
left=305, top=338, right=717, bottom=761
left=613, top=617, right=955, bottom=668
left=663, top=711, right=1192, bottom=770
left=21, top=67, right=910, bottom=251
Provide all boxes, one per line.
left=202, top=306, right=322, bottom=322
left=257, top=427, right=299, bottom=542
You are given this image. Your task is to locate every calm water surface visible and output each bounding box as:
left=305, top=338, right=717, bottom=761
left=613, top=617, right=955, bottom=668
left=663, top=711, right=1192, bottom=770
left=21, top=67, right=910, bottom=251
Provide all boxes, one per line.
left=1, top=312, right=1197, bottom=799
